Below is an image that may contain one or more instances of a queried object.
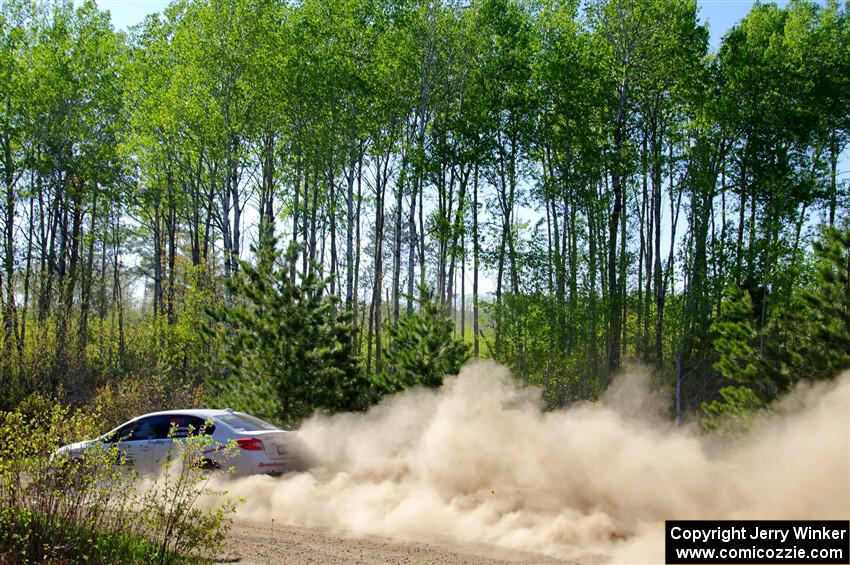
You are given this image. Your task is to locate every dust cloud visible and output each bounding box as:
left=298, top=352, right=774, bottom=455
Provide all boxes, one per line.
left=222, top=361, right=850, bottom=563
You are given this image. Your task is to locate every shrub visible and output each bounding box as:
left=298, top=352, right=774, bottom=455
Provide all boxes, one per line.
left=384, top=285, right=470, bottom=390
left=87, top=376, right=203, bottom=433
left=0, top=399, right=236, bottom=564
left=204, top=236, right=370, bottom=424
left=138, top=431, right=237, bottom=562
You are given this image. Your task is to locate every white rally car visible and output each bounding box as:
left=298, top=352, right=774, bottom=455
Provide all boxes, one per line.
left=54, top=408, right=308, bottom=476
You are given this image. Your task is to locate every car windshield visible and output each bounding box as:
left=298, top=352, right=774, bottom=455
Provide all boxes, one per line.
left=216, top=413, right=279, bottom=432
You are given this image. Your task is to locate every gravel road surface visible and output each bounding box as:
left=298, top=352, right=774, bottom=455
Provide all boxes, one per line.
left=218, top=521, right=568, bottom=565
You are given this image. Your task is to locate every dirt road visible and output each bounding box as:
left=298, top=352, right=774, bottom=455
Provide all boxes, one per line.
left=219, top=521, right=568, bottom=565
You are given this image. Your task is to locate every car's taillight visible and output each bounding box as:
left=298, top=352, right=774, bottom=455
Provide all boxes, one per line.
left=236, top=437, right=264, bottom=451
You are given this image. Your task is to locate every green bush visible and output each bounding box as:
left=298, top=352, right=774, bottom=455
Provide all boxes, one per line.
left=204, top=236, right=371, bottom=424
left=0, top=398, right=236, bottom=564
left=383, top=285, right=470, bottom=390
left=86, top=376, right=203, bottom=433
left=704, top=226, right=850, bottom=432
left=137, top=430, right=238, bottom=563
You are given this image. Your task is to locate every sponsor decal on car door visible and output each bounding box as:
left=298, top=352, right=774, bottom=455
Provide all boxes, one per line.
left=115, top=418, right=160, bottom=473
left=149, top=415, right=214, bottom=471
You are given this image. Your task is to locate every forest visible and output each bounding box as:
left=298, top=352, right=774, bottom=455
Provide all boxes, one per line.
left=0, top=0, right=848, bottom=427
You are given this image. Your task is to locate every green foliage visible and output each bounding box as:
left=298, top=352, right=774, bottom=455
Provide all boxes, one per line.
left=0, top=0, right=847, bottom=426
left=704, top=225, right=850, bottom=430
left=86, top=376, right=203, bottom=433
left=701, top=385, right=767, bottom=436
left=205, top=235, right=370, bottom=424
left=712, top=286, right=762, bottom=387
left=0, top=398, right=235, bottom=564
left=137, top=429, right=237, bottom=563
left=798, top=225, right=850, bottom=373
left=384, top=286, right=470, bottom=389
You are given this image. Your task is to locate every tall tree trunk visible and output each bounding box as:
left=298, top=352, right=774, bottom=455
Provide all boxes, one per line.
left=461, top=222, right=466, bottom=341
left=494, top=144, right=511, bottom=356
left=446, top=166, right=469, bottom=318
left=345, top=148, right=356, bottom=307
left=220, top=164, right=233, bottom=282
left=152, top=193, right=163, bottom=317
left=2, top=133, right=19, bottom=355
left=418, top=170, right=426, bottom=295
left=406, top=167, right=417, bottom=314
left=638, top=132, right=647, bottom=357
left=508, top=138, right=519, bottom=295
left=392, top=158, right=405, bottom=327
left=717, top=167, right=727, bottom=316
left=473, top=164, right=480, bottom=358
left=568, top=191, right=578, bottom=351
left=735, top=150, right=747, bottom=285
left=291, top=154, right=301, bottom=282
left=606, top=74, right=630, bottom=376
left=190, top=149, right=204, bottom=266
left=619, top=179, right=627, bottom=358
left=653, top=131, right=663, bottom=367
left=587, top=185, right=599, bottom=375
left=202, top=161, right=216, bottom=267
left=354, top=152, right=363, bottom=343
left=39, top=177, right=61, bottom=322
left=21, top=188, right=34, bottom=351
left=828, top=131, right=838, bottom=226
left=608, top=154, right=624, bottom=374
left=329, top=163, right=338, bottom=298
left=78, top=193, right=98, bottom=358
left=371, top=153, right=390, bottom=375
left=302, top=165, right=310, bottom=276
left=229, top=134, right=242, bottom=277
left=98, top=223, right=108, bottom=319
left=308, top=163, right=319, bottom=273
left=259, top=131, right=277, bottom=242
left=112, top=209, right=125, bottom=369
left=53, top=187, right=83, bottom=392
left=166, top=167, right=177, bottom=324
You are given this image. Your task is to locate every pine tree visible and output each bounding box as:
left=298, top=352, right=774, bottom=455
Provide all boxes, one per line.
left=711, top=286, right=764, bottom=391
left=703, top=225, right=850, bottom=432
left=701, top=286, right=769, bottom=433
left=383, top=286, right=471, bottom=390
left=203, top=231, right=369, bottom=424
left=798, top=225, right=850, bottom=376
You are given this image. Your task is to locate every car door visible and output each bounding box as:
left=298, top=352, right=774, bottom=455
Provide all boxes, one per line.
left=106, top=419, right=152, bottom=472
left=149, top=415, right=215, bottom=471
left=110, top=415, right=171, bottom=474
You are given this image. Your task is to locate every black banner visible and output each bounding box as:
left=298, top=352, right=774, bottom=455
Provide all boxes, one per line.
left=666, top=520, right=849, bottom=564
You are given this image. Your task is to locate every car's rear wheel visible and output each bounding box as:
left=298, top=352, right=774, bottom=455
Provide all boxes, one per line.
left=197, top=458, right=220, bottom=471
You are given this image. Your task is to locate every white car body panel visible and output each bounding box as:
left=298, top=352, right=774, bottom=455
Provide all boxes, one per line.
left=54, top=409, right=307, bottom=477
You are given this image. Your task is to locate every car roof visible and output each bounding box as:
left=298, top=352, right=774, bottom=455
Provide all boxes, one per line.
left=130, top=408, right=239, bottom=420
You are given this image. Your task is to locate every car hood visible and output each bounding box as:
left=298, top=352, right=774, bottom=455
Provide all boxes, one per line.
left=54, top=439, right=97, bottom=457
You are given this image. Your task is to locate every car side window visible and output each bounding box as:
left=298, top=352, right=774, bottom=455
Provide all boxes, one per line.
left=103, top=415, right=215, bottom=443
left=133, top=416, right=167, bottom=440
left=105, top=421, right=138, bottom=443
left=111, top=415, right=172, bottom=441
left=168, top=415, right=215, bottom=438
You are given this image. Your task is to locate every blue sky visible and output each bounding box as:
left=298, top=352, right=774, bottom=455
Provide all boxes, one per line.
left=95, top=0, right=796, bottom=47
left=698, top=0, right=795, bottom=46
